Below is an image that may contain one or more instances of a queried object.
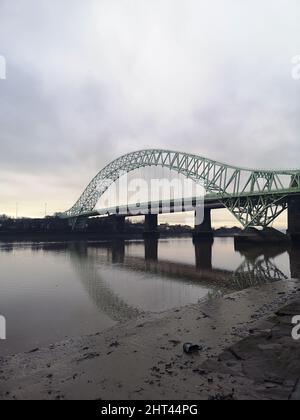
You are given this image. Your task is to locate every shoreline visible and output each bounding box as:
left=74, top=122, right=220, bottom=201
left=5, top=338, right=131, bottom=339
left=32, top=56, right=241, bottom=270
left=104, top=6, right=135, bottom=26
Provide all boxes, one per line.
left=0, top=231, right=238, bottom=243
left=1, top=279, right=300, bottom=400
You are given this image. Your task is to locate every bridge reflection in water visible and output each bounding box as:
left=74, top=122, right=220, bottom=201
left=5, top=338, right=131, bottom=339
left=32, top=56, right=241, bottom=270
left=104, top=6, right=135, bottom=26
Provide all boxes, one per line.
left=3, top=238, right=300, bottom=357
left=2, top=238, right=294, bottom=320
left=24, top=237, right=298, bottom=322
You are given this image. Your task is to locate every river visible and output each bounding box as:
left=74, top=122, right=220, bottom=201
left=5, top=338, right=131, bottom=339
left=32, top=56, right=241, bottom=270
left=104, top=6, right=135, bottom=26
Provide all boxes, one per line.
left=0, top=237, right=298, bottom=356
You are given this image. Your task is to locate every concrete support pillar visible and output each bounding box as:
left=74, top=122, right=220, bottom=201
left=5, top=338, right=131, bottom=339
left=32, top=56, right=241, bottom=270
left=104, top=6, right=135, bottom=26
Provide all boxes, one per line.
left=144, top=238, right=159, bottom=262
left=235, top=227, right=288, bottom=245
left=288, top=245, right=300, bottom=279
left=288, top=198, right=300, bottom=242
left=193, top=207, right=213, bottom=240
left=111, top=240, right=125, bottom=264
left=68, top=217, right=78, bottom=231
left=111, top=215, right=126, bottom=234
left=69, top=241, right=88, bottom=256
left=143, top=214, right=160, bottom=238
left=194, top=237, right=213, bottom=271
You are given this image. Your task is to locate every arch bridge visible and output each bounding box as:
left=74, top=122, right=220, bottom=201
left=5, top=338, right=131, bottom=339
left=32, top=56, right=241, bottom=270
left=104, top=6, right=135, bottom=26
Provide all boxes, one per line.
left=61, top=149, right=300, bottom=237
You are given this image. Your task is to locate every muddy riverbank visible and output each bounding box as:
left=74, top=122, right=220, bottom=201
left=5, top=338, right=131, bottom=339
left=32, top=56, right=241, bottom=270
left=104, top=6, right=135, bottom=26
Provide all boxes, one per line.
left=0, top=279, right=300, bottom=400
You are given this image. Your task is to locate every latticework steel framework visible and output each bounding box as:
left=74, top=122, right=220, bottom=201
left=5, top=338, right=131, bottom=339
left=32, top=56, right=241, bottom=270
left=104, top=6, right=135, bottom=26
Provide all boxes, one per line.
left=63, top=149, right=300, bottom=228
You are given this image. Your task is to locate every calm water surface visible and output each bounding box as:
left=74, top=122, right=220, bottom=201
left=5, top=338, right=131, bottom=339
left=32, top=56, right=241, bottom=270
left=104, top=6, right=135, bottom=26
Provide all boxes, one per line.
left=0, top=237, right=299, bottom=356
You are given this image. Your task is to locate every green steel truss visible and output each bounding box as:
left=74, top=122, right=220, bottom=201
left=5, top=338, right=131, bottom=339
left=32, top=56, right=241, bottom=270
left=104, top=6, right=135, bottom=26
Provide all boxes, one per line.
left=63, top=149, right=300, bottom=228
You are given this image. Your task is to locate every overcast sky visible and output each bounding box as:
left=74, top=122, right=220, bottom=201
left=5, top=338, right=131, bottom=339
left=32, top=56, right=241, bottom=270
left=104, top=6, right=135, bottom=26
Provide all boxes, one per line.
left=0, top=0, right=299, bottom=224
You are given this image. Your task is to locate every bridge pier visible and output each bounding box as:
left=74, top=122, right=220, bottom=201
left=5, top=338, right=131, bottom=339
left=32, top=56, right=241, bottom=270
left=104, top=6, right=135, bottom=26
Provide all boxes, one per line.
left=68, top=217, right=86, bottom=231
left=110, top=215, right=126, bottom=235
left=193, top=208, right=213, bottom=240
left=289, top=245, right=300, bottom=279
left=234, top=227, right=289, bottom=245
left=111, top=240, right=125, bottom=264
left=144, top=238, right=159, bottom=261
left=288, top=198, right=300, bottom=242
left=143, top=214, right=160, bottom=239
left=194, top=237, right=213, bottom=271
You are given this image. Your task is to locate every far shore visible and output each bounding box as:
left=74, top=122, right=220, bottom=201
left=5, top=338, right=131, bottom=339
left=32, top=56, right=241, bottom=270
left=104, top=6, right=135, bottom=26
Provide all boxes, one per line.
left=0, top=229, right=240, bottom=243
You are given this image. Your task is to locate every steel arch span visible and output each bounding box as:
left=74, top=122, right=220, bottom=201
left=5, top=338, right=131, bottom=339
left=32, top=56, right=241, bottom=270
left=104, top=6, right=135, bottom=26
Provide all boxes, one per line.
left=62, top=149, right=300, bottom=228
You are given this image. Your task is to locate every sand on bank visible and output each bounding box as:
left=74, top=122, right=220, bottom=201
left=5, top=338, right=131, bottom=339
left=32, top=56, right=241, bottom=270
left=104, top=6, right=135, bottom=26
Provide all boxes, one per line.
left=0, top=279, right=300, bottom=400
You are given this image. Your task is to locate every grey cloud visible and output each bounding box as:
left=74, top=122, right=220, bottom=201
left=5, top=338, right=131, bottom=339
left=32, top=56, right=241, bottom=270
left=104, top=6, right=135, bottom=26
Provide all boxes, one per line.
left=0, top=0, right=300, bottom=216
